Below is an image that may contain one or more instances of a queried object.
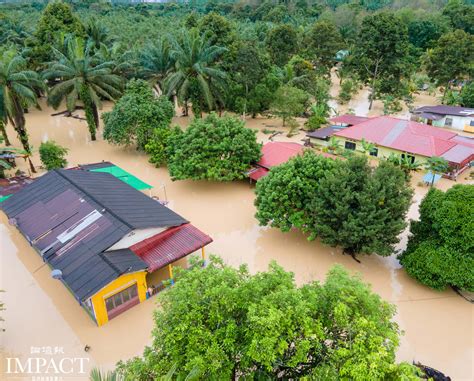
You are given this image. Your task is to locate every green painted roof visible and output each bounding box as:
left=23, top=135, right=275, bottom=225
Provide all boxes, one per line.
left=0, top=194, right=12, bottom=203
left=91, top=166, right=153, bottom=190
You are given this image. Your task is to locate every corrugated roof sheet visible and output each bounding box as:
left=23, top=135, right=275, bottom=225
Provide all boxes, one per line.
left=131, top=223, right=213, bottom=272
left=329, top=114, right=370, bottom=126
left=258, top=142, right=304, bottom=169
left=334, top=116, right=461, bottom=158
left=1, top=169, right=190, bottom=300
left=306, top=125, right=346, bottom=139
left=441, top=144, right=474, bottom=165
left=414, top=105, right=474, bottom=117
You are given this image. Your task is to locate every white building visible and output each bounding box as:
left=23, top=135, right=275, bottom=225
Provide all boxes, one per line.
left=412, top=105, right=474, bottom=133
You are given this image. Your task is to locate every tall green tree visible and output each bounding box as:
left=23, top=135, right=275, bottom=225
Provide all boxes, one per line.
left=460, top=82, right=474, bottom=107
left=266, top=24, right=299, bottom=67
left=424, top=30, right=474, bottom=102
left=44, top=36, right=123, bottom=141
left=116, top=257, right=420, bottom=380
left=30, top=2, right=85, bottom=69
left=399, top=185, right=474, bottom=291
left=166, top=29, right=227, bottom=116
left=0, top=50, right=43, bottom=173
left=255, top=151, right=337, bottom=234
left=442, top=0, right=474, bottom=34
left=305, top=20, right=343, bottom=72
left=103, top=79, right=174, bottom=150
left=350, top=12, right=411, bottom=109
left=140, top=38, right=173, bottom=95
left=167, top=113, right=261, bottom=181
left=311, top=156, right=413, bottom=258
left=270, top=85, right=310, bottom=126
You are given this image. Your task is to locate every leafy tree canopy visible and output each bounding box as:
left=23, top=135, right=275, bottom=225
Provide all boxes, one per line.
left=103, top=79, right=174, bottom=150
left=255, top=150, right=337, bottom=234
left=39, top=141, right=68, bottom=171
left=117, top=257, right=420, bottom=380
left=460, top=82, right=474, bottom=107
left=424, top=29, right=474, bottom=89
left=400, top=185, right=474, bottom=291
left=305, top=20, right=343, bottom=72
left=167, top=113, right=261, bottom=181
left=270, top=85, right=310, bottom=126
left=266, top=24, right=299, bottom=67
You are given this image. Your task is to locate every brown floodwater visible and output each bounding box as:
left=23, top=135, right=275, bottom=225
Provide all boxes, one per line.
left=1, top=99, right=473, bottom=380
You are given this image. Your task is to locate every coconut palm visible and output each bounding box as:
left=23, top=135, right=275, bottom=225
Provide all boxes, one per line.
left=165, top=29, right=226, bottom=115
left=85, top=18, right=111, bottom=50
left=140, top=37, right=174, bottom=95
left=43, top=36, right=123, bottom=141
left=0, top=50, right=43, bottom=172
left=425, top=156, right=449, bottom=186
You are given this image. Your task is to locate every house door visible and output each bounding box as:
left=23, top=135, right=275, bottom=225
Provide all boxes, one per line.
left=105, top=284, right=139, bottom=321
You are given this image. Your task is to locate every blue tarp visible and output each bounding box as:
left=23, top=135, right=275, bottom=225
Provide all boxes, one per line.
left=423, top=171, right=442, bottom=185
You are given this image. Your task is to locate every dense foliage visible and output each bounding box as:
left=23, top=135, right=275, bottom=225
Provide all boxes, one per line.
left=0, top=0, right=473, bottom=151
left=256, top=154, right=413, bottom=257
left=399, top=185, right=474, bottom=291
left=39, top=140, right=68, bottom=170
left=117, top=257, right=420, bottom=380
left=103, top=79, right=174, bottom=150
left=167, top=113, right=261, bottom=181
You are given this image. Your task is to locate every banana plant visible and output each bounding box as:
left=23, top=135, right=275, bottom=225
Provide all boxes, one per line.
left=360, top=138, right=376, bottom=155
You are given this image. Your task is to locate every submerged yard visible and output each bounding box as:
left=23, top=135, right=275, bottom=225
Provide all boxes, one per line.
left=0, top=97, right=473, bottom=380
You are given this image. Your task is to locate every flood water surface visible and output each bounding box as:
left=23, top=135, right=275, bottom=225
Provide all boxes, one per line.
left=0, top=101, right=473, bottom=380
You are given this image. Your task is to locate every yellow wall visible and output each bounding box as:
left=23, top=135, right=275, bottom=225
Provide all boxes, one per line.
left=331, top=137, right=429, bottom=164
left=90, top=271, right=148, bottom=326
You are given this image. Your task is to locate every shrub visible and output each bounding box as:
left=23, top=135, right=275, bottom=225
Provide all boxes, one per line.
left=39, top=141, right=68, bottom=170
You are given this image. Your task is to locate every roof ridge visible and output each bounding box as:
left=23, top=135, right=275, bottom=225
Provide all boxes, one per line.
left=55, top=169, right=134, bottom=229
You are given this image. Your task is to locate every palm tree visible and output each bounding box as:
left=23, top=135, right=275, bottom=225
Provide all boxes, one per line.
left=327, top=136, right=341, bottom=153
left=89, top=368, right=122, bottom=381
left=43, top=36, right=123, bottom=141
left=165, top=29, right=226, bottom=116
left=85, top=18, right=111, bottom=50
left=140, top=38, right=174, bottom=95
left=360, top=138, right=376, bottom=155
left=0, top=50, right=43, bottom=172
left=96, top=43, right=136, bottom=79
left=425, top=156, right=449, bottom=186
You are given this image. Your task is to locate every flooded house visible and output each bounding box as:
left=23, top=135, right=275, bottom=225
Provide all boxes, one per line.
left=1, top=167, right=212, bottom=326
left=412, top=105, right=474, bottom=133
left=330, top=115, right=474, bottom=178
left=247, top=142, right=305, bottom=181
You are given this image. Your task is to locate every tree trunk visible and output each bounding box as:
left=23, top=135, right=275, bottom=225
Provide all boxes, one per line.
left=12, top=100, right=36, bottom=173
left=441, top=82, right=449, bottom=104
left=368, top=59, right=380, bottom=111
left=92, top=103, right=100, bottom=131
left=0, top=121, right=11, bottom=146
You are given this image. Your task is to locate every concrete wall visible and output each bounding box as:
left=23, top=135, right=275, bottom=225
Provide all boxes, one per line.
left=422, top=115, right=474, bottom=132
left=89, top=271, right=148, bottom=326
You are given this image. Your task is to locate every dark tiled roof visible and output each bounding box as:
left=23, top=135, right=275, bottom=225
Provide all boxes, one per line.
left=77, top=161, right=114, bottom=170
left=1, top=169, right=188, bottom=301
left=414, top=105, right=474, bottom=117
left=103, top=249, right=148, bottom=274
left=307, top=125, right=346, bottom=139
left=58, top=169, right=187, bottom=229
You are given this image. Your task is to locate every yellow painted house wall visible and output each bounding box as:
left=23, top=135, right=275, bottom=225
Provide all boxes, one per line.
left=89, top=271, right=148, bottom=326
left=332, top=136, right=430, bottom=164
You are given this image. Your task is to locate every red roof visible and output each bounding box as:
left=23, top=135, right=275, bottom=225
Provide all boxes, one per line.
left=248, top=142, right=304, bottom=181
left=330, top=114, right=370, bottom=126
left=334, top=116, right=461, bottom=158
left=258, top=142, right=305, bottom=168
left=130, top=223, right=213, bottom=272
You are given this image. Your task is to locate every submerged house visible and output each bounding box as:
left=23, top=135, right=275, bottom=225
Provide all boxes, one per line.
left=247, top=142, right=305, bottom=181
left=1, top=168, right=212, bottom=326
left=412, top=105, right=474, bottom=133
left=332, top=116, right=474, bottom=178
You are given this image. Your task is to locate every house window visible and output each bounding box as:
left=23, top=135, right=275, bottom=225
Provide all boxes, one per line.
left=345, top=141, right=356, bottom=150
left=445, top=118, right=453, bottom=126
left=369, top=148, right=378, bottom=157
left=401, top=153, right=415, bottom=164
left=105, top=284, right=139, bottom=320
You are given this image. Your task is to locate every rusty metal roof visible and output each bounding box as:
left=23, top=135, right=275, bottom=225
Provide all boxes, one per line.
left=130, top=223, right=213, bottom=272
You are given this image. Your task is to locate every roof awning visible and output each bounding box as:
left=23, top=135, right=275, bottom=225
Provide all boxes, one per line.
left=130, top=223, right=213, bottom=272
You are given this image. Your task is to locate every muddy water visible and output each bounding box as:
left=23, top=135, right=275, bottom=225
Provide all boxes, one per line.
left=1, top=99, right=473, bottom=380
